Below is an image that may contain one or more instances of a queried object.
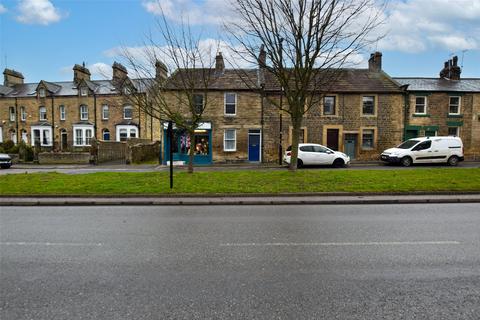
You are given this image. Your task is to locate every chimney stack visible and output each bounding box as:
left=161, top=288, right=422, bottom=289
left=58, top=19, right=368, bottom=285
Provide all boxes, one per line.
left=439, top=56, right=461, bottom=80
left=73, top=63, right=91, bottom=84
left=155, top=60, right=168, bottom=81
left=258, top=45, right=266, bottom=69
left=3, top=69, right=24, bottom=87
left=368, top=52, right=382, bottom=72
left=112, top=62, right=128, bottom=83
left=215, top=52, right=225, bottom=74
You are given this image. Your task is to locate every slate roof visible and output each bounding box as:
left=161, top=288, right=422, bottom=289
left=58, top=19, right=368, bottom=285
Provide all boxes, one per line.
left=0, top=79, right=149, bottom=98
left=166, top=69, right=259, bottom=90
left=394, top=78, right=480, bottom=92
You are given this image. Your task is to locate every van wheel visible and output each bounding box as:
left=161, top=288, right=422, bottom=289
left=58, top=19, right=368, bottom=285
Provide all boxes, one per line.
left=297, top=159, right=304, bottom=169
left=447, top=156, right=459, bottom=166
left=401, top=156, right=412, bottom=167
left=333, top=158, right=345, bottom=168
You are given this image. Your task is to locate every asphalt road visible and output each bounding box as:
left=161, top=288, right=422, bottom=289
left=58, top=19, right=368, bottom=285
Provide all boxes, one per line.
left=0, top=161, right=479, bottom=174
left=1, top=204, right=479, bottom=319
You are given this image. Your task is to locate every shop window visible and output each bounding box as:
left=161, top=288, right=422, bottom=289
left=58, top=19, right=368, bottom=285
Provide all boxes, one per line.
left=323, top=96, right=336, bottom=115
left=362, top=129, right=374, bottom=149
left=80, top=105, right=88, bottom=120
left=39, top=106, right=47, bottom=121
left=415, top=96, right=426, bottom=114
left=59, top=105, right=66, bottom=121
left=225, top=93, right=236, bottom=115
left=102, top=105, right=109, bottom=120
left=448, top=127, right=459, bottom=136
left=224, top=129, right=236, bottom=151
left=362, top=96, right=375, bottom=115
left=449, top=96, right=460, bottom=115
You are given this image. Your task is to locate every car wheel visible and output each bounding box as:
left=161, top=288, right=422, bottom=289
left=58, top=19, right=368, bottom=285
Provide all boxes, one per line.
left=401, top=156, right=412, bottom=167
left=447, top=155, right=459, bottom=166
left=297, top=159, right=303, bottom=169
left=332, top=158, right=345, bottom=168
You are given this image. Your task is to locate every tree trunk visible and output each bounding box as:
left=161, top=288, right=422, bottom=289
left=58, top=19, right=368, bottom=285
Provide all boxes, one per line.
left=187, top=130, right=195, bottom=173
left=289, top=115, right=303, bottom=172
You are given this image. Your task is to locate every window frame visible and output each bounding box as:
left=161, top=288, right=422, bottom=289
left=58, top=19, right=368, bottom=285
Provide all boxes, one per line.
left=39, top=106, right=47, bottom=121
left=361, top=128, right=375, bottom=150
left=448, top=96, right=461, bottom=115
left=123, top=106, right=133, bottom=120
left=193, top=94, right=204, bottom=115
left=116, top=125, right=138, bottom=142
left=20, top=107, right=27, bottom=122
left=30, top=126, right=52, bottom=147
left=38, top=88, right=46, bottom=98
left=223, top=129, right=237, bottom=152
left=9, top=107, right=15, bottom=122
left=102, top=105, right=109, bottom=120
left=59, top=105, right=66, bottom=121
left=224, top=92, right=237, bottom=116
left=80, top=87, right=88, bottom=97
left=80, top=105, right=88, bottom=121
left=414, top=96, right=427, bottom=115
left=323, top=96, right=336, bottom=116
left=448, top=126, right=460, bottom=137
left=73, top=125, right=94, bottom=146
left=362, top=96, right=376, bottom=116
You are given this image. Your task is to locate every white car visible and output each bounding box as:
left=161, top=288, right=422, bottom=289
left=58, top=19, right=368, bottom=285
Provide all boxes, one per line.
left=284, top=143, right=350, bottom=168
left=381, top=136, right=464, bottom=167
left=0, top=153, right=12, bottom=169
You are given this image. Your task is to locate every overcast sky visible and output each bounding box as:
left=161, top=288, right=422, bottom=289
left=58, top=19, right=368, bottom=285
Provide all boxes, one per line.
left=0, top=0, right=479, bottom=83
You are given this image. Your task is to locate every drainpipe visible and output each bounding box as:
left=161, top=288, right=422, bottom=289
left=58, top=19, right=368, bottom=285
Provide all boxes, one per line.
left=93, top=93, right=97, bottom=139
left=402, top=86, right=409, bottom=141
left=260, top=85, right=265, bottom=163
left=278, top=90, right=283, bottom=165
left=51, top=95, right=55, bottom=149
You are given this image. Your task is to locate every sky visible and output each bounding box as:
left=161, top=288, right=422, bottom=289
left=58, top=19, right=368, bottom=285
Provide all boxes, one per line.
left=0, top=0, right=479, bottom=83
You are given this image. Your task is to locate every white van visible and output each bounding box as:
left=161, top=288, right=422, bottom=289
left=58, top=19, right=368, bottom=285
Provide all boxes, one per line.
left=381, top=136, right=464, bottom=167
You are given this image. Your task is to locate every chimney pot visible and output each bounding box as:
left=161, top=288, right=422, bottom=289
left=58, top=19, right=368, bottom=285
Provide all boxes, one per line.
left=215, top=52, right=225, bottom=74
left=112, top=62, right=128, bottom=82
left=73, top=64, right=91, bottom=84
left=155, top=60, right=168, bottom=81
left=368, top=51, right=382, bottom=72
left=3, top=68, right=25, bottom=87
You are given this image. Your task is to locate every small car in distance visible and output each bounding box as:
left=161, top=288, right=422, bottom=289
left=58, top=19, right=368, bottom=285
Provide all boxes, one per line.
left=380, top=136, right=464, bottom=167
left=0, top=153, right=12, bottom=169
left=284, top=143, right=350, bottom=168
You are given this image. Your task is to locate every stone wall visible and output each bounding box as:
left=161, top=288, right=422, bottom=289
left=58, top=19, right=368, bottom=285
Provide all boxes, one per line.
left=38, top=152, right=90, bottom=164
left=128, top=141, right=160, bottom=164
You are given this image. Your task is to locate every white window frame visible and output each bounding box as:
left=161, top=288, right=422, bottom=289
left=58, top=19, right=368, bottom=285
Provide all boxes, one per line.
left=39, top=106, right=47, bottom=121
left=21, top=130, right=28, bottom=144
left=59, top=105, right=66, bottom=121
left=30, top=126, right=52, bottom=147
left=21, top=106, right=27, bottom=121
left=73, top=125, right=94, bottom=146
left=448, top=96, right=461, bottom=115
left=80, top=105, right=88, bottom=121
left=0, top=126, right=3, bottom=143
left=38, top=88, right=46, bottom=98
left=123, top=106, right=133, bottom=120
left=116, top=125, right=138, bottom=142
left=80, top=87, right=88, bottom=97
left=224, top=129, right=237, bottom=152
left=224, top=92, right=237, bottom=116
left=414, top=96, right=427, bottom=115
left=102, top=105, right=109, bottom=120
left=448, top=127, right=460, bottom=137
left=10, top=130, right=17, bottom=144
left=9, top=107, right=15, bottom=122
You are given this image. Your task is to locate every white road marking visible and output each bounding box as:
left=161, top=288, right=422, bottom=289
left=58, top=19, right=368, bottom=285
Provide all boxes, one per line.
left=0, top=242, right=103, bottom=247
left=220, top=241, right=461, bottom=247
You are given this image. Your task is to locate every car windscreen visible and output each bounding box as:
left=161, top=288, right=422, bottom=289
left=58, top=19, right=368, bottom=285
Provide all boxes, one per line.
left=397, top=139, right=420, bottom=149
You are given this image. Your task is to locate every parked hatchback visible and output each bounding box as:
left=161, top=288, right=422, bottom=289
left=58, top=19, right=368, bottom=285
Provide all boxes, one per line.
left=284, top=143, right=350, bottom=168
left=381, top=136, right=464, bottom=167
left=0, top=153, right=12, bottom=169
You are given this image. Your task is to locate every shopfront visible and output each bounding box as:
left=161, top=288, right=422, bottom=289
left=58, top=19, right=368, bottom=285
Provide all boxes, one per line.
left=163, top=122, right=212, bottom=165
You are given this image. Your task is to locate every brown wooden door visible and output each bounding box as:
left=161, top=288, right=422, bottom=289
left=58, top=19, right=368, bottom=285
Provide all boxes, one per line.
left=327, top=129, right=339, bottom=151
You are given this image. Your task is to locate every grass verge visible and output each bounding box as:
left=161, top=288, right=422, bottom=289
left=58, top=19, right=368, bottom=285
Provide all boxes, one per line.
left=1, top=168, right=479, bottom=196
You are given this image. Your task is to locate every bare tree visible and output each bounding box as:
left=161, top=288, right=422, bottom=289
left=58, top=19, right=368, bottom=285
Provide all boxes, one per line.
left=116, top=7, right=218, bottom=174
left=227, top=0, right=385, bottom=170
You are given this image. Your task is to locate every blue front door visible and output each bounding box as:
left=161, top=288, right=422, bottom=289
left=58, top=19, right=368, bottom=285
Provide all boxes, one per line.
left=248, top=130, right=261, bottom=162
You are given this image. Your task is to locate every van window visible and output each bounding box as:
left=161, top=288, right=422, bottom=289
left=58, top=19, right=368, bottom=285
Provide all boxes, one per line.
left=397, top=139, right=420, bottom=149
left=413, top=140, right=431, bottom=151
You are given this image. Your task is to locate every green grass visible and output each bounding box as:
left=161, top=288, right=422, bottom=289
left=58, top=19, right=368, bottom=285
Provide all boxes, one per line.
left=1, top=168, right=479, bottom=196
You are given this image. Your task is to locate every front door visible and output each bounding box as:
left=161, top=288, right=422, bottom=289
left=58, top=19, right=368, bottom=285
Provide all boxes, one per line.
left=327, top=129, right=339, bottom=151
left=61, top=131, right=68, bottom=150
left=344, top=134, right=357, bottom=160
left=248, top=130, right=261, bottom=162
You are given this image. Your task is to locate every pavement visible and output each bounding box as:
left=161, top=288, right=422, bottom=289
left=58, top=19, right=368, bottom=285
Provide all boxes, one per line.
left=2, top=204, right=480, bottom=319
left=1, top=193, right=480, bottom=206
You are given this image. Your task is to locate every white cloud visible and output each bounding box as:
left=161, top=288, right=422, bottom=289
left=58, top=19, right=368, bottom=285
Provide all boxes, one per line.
left=60, top=63, right=112, bottom=80
left=142, top=0, right=236, bottom=25
left=377, top=0, right=480, bottom=53
left=16, top=0, right=65, bottom=25
left=0, top=4, right=7, bottom=14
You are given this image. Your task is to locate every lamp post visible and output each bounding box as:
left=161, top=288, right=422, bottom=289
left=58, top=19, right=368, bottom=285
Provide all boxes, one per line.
left=167, top=120, right=174, bottom=189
